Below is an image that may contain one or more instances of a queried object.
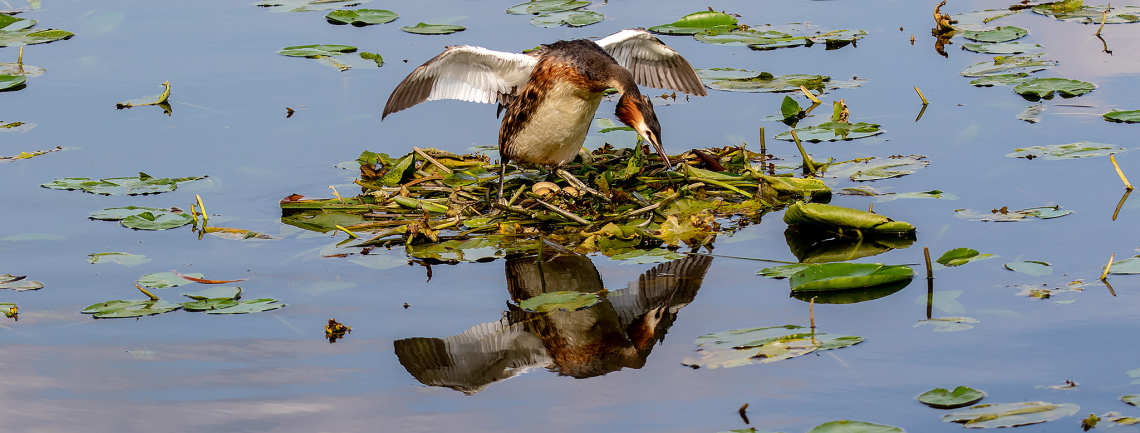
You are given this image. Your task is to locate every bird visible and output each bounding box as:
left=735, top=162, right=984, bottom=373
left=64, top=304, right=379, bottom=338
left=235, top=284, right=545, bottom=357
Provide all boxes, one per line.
left=382, top=28, right=707, bottom=202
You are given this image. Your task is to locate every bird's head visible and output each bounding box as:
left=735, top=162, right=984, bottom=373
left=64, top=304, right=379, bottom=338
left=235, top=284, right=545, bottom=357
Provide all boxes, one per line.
left=616, top=93, right=671, bottom=169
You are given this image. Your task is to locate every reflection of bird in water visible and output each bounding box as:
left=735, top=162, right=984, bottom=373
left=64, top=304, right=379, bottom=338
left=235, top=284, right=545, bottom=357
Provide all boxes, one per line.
left=382, top=29, right=706, bottom=200
left=392, top=252, right=712, bottom=393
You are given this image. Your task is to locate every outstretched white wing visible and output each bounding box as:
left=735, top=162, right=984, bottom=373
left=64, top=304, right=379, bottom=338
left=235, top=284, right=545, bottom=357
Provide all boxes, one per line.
left=383, top=46, right=539, bottom=119
left=595, top=29, right=708, bottom=97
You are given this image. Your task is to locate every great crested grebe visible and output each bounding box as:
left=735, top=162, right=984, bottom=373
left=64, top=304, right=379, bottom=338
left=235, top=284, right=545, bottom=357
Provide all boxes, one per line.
left=382, top=28, right=706, bottom=201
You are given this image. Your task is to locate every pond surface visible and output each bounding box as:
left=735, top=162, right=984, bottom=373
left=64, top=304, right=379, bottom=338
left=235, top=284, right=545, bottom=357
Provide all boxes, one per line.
left=4, top=0, right=1140, bottom=431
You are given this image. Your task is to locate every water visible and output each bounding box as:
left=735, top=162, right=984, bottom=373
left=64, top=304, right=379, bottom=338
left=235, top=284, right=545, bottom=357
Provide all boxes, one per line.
left=3, top=0, right=1140, bottom=431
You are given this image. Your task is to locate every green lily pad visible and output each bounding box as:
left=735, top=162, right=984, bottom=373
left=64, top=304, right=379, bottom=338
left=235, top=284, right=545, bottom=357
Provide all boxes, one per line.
left=919, top=386, right=986, bottom=409
left=89, top=206, right=193, bottom=230
left=277, top=44, right=357, bottom=57
left=81, top=300, right=182, bottom=318
left=181, top=297, right=240, bottom=311
left=807, top=421, right=903, bottom=433
left=182, top=286, right=243, bottom=299
left=700, top=70, right=832, bottom=93
left=848, top=156, right=928, bottom=181
left=116, top=81, right=171, bottom=109
left=138, top=272, right=202, bottom=289
left=809, top=29, right=867, bottom=48
left=0, top=15, right=36, bottom=31
left=1014, top=78, right=1095, bottom=101
left=952, top=9, right=1019, bottom=30
left=0, top=29, right=74, bottom=47
left=1033, top=3, right=1140, bottom=23
left=252, top=0, right=373, bottom=13
left=961, top=54, right=1056, bottom=77
left=788, top=263, right=914, bottom=293
left=963, top=41, right=1042, bottom=54
left=1006, top=141, right=1123, bottom=160
left=518, top=291, right=600, bottom=313
left=610, top=248, right=684, bottom=264
left=758, top=264, right=812, bottom=279
left=943, top=402, right=1080, bottom=428
left=281, top=212, right=368, bottom=233
left=970, top=73, right=1030, bottom=87
left=775, top=122, right=883, bottom=142
left=1104, top=110, right=1140, bottom=123
left=963, top=26, right=1028, bottom=42
left=1106, top=256, right=1140, bottom=274
left=41, top=172, right=205, bottom=195
left=682, top=325, right=863, bottom=369
left=400, top=23, right=465, bottom=35
left=784, top=202, right=916, bottom=233
left=937, top=248, right=996, bottom=267
left=325, top=9, right=398, bottom=25
left=1123, top=395, right=1140, bottom=406
left=955, top=205, right=1072, bottom=221
left=0, top=274, right=43, bottom=291
left=206, top=298, right=286, bottom=314
left=87, top=252, right=151, bottom=267
left=506, top=0, right=589, bottom=14
left=1004, top=261, right=1052, bottom=276
left=0, top=74, right=26, bottom=91
left=780, top=95, right=802, bottom=120
left=530, top=10, right=603, bottom=27
left=694, top=28, right=803, bottom=47
left=649, top=11, right=737, bottom=35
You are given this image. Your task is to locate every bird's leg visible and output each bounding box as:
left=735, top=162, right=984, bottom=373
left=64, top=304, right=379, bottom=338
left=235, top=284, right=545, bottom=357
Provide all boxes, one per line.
left=496, top=160, right=507, bottom=204
left=556, top=168, right=608, bottom=201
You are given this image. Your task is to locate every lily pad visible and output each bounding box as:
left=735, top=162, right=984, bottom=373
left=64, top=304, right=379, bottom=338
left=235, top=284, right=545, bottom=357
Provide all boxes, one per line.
left=784, top=202, right=916, bottom=233
left=1006, top=141, right=1123, bottom=160
left=1033, top=3, right=1140, bottom=23
left=775, top=122, right=884, bottom=142
left=681, top=325, right=863, bottom=369
left=955, top=205, right=1072, bottom=221
left=1004, top=261, right=1052, bottom=276
left=961, top=54, right=1056, bottom=77
left=919, top=386, right=986, bottom=409
left=700, top=70, right=832, bottom=93
left=206, top=298, right=286, bottom=314
left=0, top=15, right=36, bottom=31
left=530, top=10, right=603, bottom=27
left=506, top=0, right=589, bottom=14
left=1123, top=395, right=1140, bottom=406
left=758, top=264, right=812, bottom=279
left=610, top=248, right=684, bottom=264
left=277, top=44, right=357, bottom=57
left=649, top=11, right=737, bottom=35
left=0, top=29, right=74, bottom=47
left=962, top=41, right=1041, bottom=54
left=81, top=300, right=182, bottom=318
left=405, top=237, right=537, bottom=263
left=1013, top=78, right=1095, bottom=101
left=138, top=272, right=202, bottom=289
left=943, top=402, right=1080, bottom=428
left=970, top=73, right=1030, bottom=87
left=0, top=274, right=43, bottom=291
left=252, top=0, right=372, bottom=13
left=41, top=172, right=205, bottom=195
left=848, top=156, right=928, bottom=181
left=962, top=26, right=1028, bottom=42
left=1104, top=110, right=1140, bottom=123
left=788, top=263, right=914, bottom=293
left=807, top=421, right=903, bottom=433
left=89, top=206, right=193, bottom=230
left=87, top=252, right=151, bottom=267
left=1017, top=105, right=1044, bottom=123
left=951, top=9, right=1019, bottom=29
left=809, top=29, right=866, bottom=48
left=0, top=74, right=25, bottom=91
left=116, top=81, right=171, bottom=109
left=914, top=317, right=979, bottom=332
left=181, top=297, right=240, bottom=311
left=518, top=291, right=600, bottom=313
left=694, top=28, right=804, bottom=47
left=325, top=9, right=398, bottom=25
left=1106, top=256, right=1140, bottom=274
left=937, top=248, right=996, bottom=267
left=400, top=23, right=465, bottom=35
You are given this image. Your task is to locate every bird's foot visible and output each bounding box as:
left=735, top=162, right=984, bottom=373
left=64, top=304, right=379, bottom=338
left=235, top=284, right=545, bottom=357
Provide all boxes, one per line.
left=556, top=169, right=609, bottom=201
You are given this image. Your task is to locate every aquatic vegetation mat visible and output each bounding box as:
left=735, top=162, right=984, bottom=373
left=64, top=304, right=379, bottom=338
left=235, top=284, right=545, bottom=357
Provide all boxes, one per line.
left=681, top=325, right=863, bottom=369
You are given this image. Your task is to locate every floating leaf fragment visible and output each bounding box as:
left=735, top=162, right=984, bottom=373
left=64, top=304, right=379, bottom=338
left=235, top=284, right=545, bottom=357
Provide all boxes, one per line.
left=1017, top=104, right=1044, bottom=123
left=1105, top=256, right=1140, bottom=275
left=649, top=11, right=737, bottom=35
left=919, top=386, right=986, bottom=409
left=942, top=401, right=1080, bottom=428
left=1123, top=395, right=1140, bottom=406
left=203, top=227, right=277, bottom=240
left=87, top=252, right=151, bottom=267
left=955, top=205, right=1072, bottom=221
left=518, top=291, right=600, bottom=312
left=1, top=146, right=63, bottom=162
left=937, top=248, right=996, bottom=267
left=0, top=29, right=74, bottom=47
left=1104, top=110, right=1140, bottom=123
left=757, top=264, right=812, bottom=279
left=1004, top=261, right=1052, bottom=276
left=41, top=172, right=204, bottom=195
left=775, top=122, right=884, bottom=142
left=681, top=325, right=863, bottom=369
left=914, top=317, right=979, bottom=332
left=0, top=274, right=43, bottom=291
left=1013, top=78, right=1095, bottom=101
left=961, top=54, right=1056, bottom=77
left=400, top=23, right=465, bottom=35
left=610, top=248, right=684, bottom=264
left=1032, top=3, right=1140, bottom=23
left=116, top=81, right=170, bottom=109
left=1006, top=141, right=1123, bottom=160
left=0, top=14, right=36, bottom=31
left=698, top=69, right=838, bottom=93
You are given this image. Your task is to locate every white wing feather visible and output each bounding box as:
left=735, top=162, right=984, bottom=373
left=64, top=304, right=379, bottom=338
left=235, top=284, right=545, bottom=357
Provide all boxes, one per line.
left=383, top=46, right=538, bottom=118
left=595, top=29, right=707, bottom=97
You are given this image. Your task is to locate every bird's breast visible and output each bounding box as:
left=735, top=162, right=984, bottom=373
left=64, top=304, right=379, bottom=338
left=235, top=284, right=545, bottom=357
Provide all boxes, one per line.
left=502, top=79, right=603, bottom=167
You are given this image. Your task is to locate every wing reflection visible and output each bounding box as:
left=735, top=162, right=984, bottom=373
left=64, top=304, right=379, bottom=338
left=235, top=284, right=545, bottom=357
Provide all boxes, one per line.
left=394, top=252, right=712, bottom=393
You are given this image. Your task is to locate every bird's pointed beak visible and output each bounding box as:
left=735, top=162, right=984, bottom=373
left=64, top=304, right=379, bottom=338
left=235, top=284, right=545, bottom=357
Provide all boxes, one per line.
left=646, top=135, right=672, bottom=170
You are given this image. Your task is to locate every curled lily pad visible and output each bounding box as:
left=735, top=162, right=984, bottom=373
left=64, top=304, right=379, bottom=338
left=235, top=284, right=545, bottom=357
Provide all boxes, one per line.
left=774, top=122, right=883, bottom=142
left=138, top=272, right=201, bottom=289
left=1004, top=261, right=1052, bottom=276
left=962, top=26, right=1028, bottom=42
left=400, top=23, right=465, bottom=35
left=89, top=206, right=193, bottom=230
left=0, top=274, right=43, bottom=291
left=919, top=386, right=986, bottom=409
left=943, top=402, right=1080, bottom=428
left=116, top=81, right=171, bottom=109
left=1104, top=110, right=1140, bottom=123
left=206, top=298, right=285, bottom=314
left=87, top=252, right=151, bottom=267
left=681, top=325, right=863, bottom=369
left=41, top=172, right=205, bottom=195
left=970, top=73, right=1030, bottom=87
left=961, top=54, right=1056, bottom=77
left=0, top=74, right=25, bottom=91
left=518, top=291, right=600, bottom=312
left=506, top=0, right=588, bottom=14
left=1013, top=78, right=1095, bottom=101
left=530, top=10, right=603, bottom=28
left=81, top=300, right=181, bottom=318
left=649, top=11, right=737, bottom=35
left=807, top=421, right=903, bottom=433
left=784, top=202, right=916, bottom=233
left=0, top=15, right=36, bottom=31
left=0, top=29, right=74, bottom=47
left=937, top=248, right=996, bottom=267
left=789, top=263, right=914, bottom=293
left=325, top=9, right=398, bottom=25
left=1006, top=141, right=1123, bottom=160
left=963, top=41, right=1042, bottom=54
